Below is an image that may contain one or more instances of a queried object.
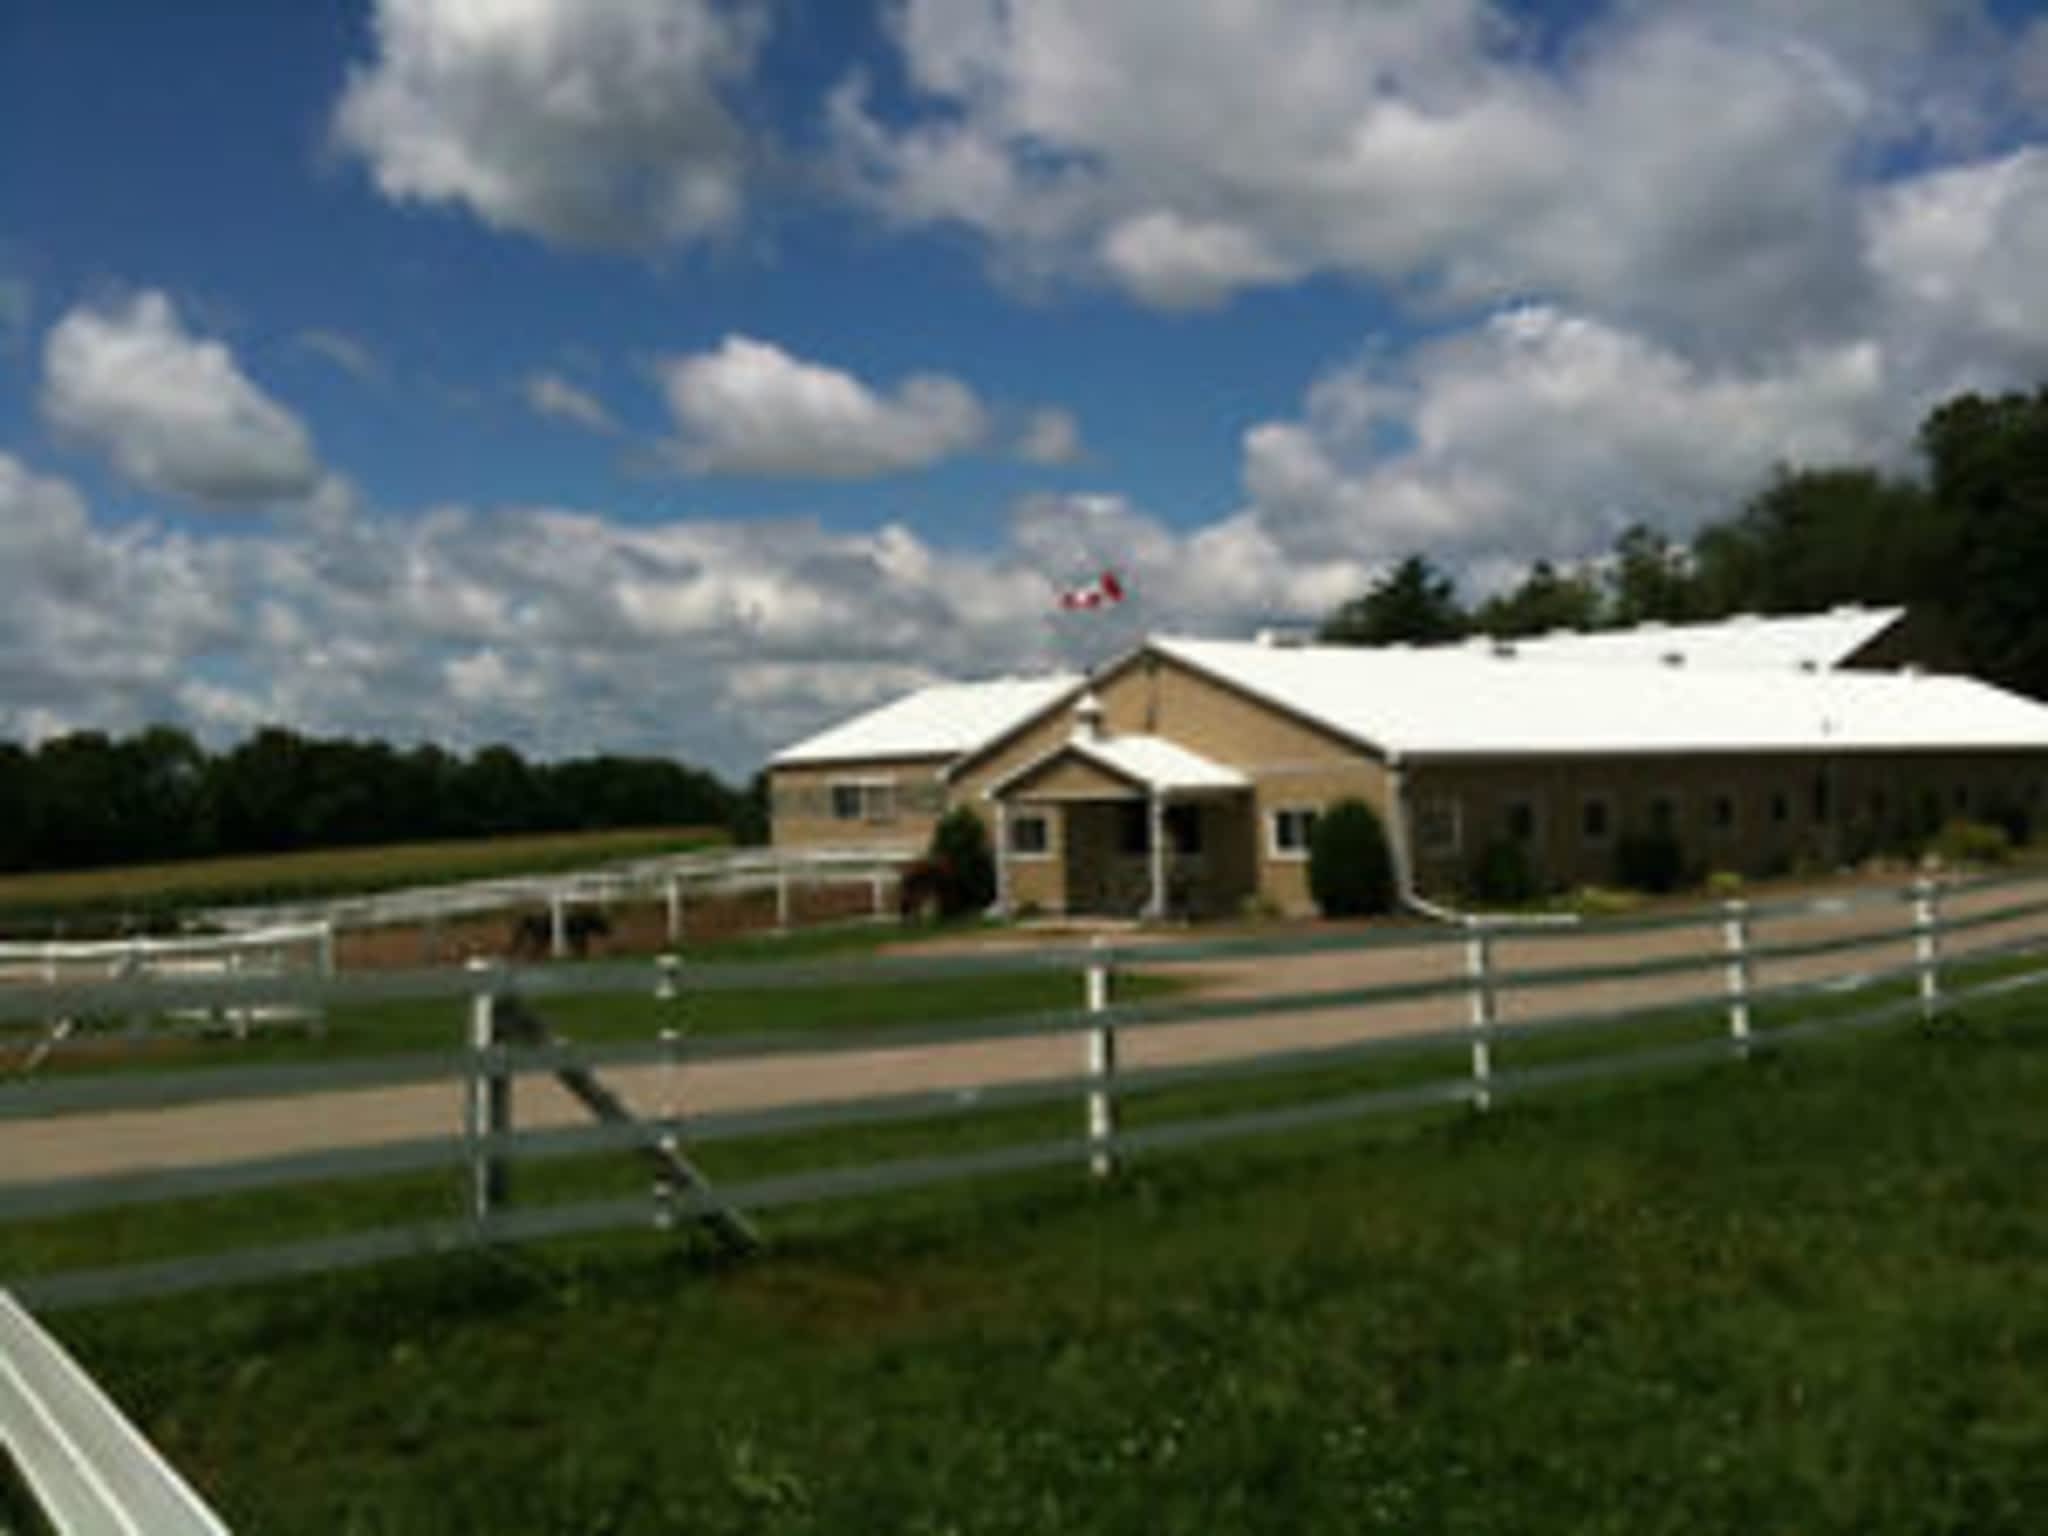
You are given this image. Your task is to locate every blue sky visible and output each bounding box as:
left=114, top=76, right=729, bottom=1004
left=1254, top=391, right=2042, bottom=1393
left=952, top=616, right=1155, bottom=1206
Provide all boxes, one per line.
left=4, top=0, right=2048, bottom=774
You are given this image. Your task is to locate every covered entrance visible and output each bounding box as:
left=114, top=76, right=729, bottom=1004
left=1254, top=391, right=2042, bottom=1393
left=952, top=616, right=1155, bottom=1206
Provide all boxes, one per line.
left=987, top=704, right=1254, bottom=920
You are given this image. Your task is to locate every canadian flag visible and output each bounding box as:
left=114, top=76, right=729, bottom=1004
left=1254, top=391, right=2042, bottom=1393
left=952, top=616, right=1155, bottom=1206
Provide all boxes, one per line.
left=1057, top=569, right=1126, bottom=611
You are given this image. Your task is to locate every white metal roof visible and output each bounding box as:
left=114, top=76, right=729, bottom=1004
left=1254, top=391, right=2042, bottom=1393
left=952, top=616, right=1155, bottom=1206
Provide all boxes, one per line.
left=1156, top=635, right=2048, bottom=759
left=1478, top=605, right=1903, bottom=672
left=988, top=733, right=1249, bottom=797
left=772, top=674, right=1084, bottom=766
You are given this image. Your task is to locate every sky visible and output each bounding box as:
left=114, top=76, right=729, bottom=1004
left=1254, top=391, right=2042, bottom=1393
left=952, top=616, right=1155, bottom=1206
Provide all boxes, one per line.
left=4, top=0, right=2048, bottom=777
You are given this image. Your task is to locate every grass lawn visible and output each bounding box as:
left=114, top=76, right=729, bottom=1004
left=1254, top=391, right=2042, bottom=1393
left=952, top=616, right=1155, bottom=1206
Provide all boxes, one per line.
left=0, top=826, right=725, bottom=931
left=0, top=1457, right=49, bottom=1536
left=16, top=981, right=2048, bottom=1533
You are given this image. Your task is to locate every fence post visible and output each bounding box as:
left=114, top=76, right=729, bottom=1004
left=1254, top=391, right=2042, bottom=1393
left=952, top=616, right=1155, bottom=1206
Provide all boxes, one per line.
left=654, top=953, right=683, bottom=1233
left=775, top=868, right=792, bottom=932
left=1914, top=874, right=1942, bottom=1024
left=870, top=871, right=887, bottom=923
left=1085, top=937, right=1117, bottom=1178
left=1722, top=898, right=1753, bottom=1059
left=1464, top=918, right=1494, bottom=1112
left=465, top=957, right=511, bottom=1222
left=549, top=893, right=568, bottom=960
left=665, top=876, right=684, bottom=945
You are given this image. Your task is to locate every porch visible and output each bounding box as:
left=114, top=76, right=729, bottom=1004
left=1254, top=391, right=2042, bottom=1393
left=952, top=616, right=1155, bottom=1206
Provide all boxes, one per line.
left=987, top=718, right=1254, bottom=920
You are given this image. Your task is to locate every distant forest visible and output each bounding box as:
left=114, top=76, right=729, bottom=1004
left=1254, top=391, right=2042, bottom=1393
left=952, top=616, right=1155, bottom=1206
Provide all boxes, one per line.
left=1320, top=384, right=2048, bottom=706
left=0, top=729, right=760, bottom=876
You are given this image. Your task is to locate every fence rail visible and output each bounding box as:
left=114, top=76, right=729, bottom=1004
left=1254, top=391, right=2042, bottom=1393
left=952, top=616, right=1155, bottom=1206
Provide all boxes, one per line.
left=0, top=1288, right=228, bottom=1532
left=195, top=844, right=918, bottom=948
left=2, top=869, right=2046, bottom=1316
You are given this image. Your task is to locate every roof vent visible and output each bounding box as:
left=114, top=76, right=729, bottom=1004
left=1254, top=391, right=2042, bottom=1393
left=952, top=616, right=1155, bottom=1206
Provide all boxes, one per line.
left=1901, top=662, right=1924, bottom=678
left=1253, top=626, right=1313, bottom=648
left=1660, top=650, right=1685, bottom=667
left=1798, top=659, right=1820, bottom=674
left=1491, top=639, right=1518, bottom=660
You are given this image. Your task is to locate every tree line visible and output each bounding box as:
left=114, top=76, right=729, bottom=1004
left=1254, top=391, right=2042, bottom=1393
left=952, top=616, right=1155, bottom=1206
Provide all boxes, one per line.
left=0, top=725, right=761, bottom=875
left=1319, top=385, right=2048, bottom=703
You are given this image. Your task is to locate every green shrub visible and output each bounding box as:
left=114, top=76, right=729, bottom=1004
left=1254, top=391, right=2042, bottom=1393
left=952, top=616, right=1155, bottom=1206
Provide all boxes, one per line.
left=1468, top=838, right=1539, bottom=906
left=1613, top=829, right=1684, bottom=894
left=1572, top=885, right=1643, bottom=918
left=1308, top=799, right=1394, bottom=918
left=1933, top=818, right=2011, bottom=868
left=927, top=807, right=997, bottom=919
left=1705, top=870, right=1745, bottom=898
left=1237, top=892, right=1284, bottom=923
left=1981, top=796, right=2032, bottom=848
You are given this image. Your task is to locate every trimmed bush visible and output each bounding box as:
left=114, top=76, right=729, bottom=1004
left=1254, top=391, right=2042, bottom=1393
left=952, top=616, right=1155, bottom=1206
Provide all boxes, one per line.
left=927, top=807, right=997, bottom=919
left=1613, top=829, right=1684, bottom=894
left=1933, top=817, right=2011, bottom=868
left=1308, top=799, right=1394, bottom=918
left=1468, top=838, right=1540, bottom=907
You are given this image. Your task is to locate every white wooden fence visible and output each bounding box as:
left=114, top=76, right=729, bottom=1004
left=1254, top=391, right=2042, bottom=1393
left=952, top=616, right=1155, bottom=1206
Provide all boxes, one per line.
left=199, top=845, right=916, bottom=955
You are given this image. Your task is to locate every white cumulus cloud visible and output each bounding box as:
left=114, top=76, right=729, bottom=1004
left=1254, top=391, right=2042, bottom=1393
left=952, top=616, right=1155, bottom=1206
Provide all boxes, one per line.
left=656, top=334, right=990, bottom=478
left=41, top=291, right=322, bottom=507
left=332, top=0, right=769, bottom=249
left=523, top=370, right=621, bottom=434
left=1014, top=406, right=1085, bottom=466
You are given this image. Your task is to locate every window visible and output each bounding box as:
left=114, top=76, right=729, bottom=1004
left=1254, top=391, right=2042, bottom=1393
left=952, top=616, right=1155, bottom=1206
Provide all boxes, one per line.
left=1648, top=795, right=1678, bottom=836
left=1008, top=813, right=1050, bottom=858
left=1770, top=790, right=1790, bottom=826
left=1165, top=803, right=1204, bottom=855
left=1581, top=796, right=1612, bottom=845
left=1270, top=806, right=1319, bottom=859
left=1709, top=793, right=1736, bottom=834
left=1415, top=796, right=1462, bottom=858
left=1504, top=798, right=1538, bottom=843
left=829, top=780, right=895, bottom=823
left=1869, top=787, right=1888, bottom=826
left=1812, top=773, right=1831, bottom=825
left=1953, top=783, right=1971, bottom=813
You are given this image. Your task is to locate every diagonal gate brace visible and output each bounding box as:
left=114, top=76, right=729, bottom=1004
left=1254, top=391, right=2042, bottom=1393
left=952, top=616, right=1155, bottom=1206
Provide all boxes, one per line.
left=493, top=995, right=760, bottom=1256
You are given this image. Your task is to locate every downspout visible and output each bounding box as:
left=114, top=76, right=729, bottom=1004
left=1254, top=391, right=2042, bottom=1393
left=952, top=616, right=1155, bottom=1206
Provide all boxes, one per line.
left=1391, top=752, right=1580, bottom=929
left=1386, top=752, right=1421, bottom=910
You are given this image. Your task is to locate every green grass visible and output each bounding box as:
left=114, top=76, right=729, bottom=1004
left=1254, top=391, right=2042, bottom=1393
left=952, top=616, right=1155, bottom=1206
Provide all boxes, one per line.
left=0, top=826, right=725, bottom=931
left=0, top=1457, right=50, bottom=1536
left=12, top=977, right=2048, bottom=1533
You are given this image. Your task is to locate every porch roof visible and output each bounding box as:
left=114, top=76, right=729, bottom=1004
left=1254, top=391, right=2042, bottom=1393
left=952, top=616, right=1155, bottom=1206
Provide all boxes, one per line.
left=987, top=732, right=1249, bottom=800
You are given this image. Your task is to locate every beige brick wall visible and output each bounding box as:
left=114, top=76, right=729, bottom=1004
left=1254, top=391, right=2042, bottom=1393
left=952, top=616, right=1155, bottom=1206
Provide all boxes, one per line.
left=769, top=758, right=950, bottom=850
left=958, top=653, right=1392, bottom=916
left=1405, top=748, right=2048, bottom=896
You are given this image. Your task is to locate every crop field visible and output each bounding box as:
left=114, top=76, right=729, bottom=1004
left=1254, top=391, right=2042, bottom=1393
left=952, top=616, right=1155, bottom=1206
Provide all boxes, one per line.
left=16, top=978, right=2048, bottom=1534
left=0, top=826, right=725, bottom=931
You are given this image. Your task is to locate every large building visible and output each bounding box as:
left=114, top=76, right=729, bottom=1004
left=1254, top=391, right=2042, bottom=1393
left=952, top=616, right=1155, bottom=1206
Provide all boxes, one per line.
left=768, top=607, right=2048, bottom=917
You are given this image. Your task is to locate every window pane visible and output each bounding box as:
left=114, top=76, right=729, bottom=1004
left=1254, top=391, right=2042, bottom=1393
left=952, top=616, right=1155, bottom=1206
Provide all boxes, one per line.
left=1010, top=815, right=1048, bottom=855
left=830, top=784, right=861, bottom=820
